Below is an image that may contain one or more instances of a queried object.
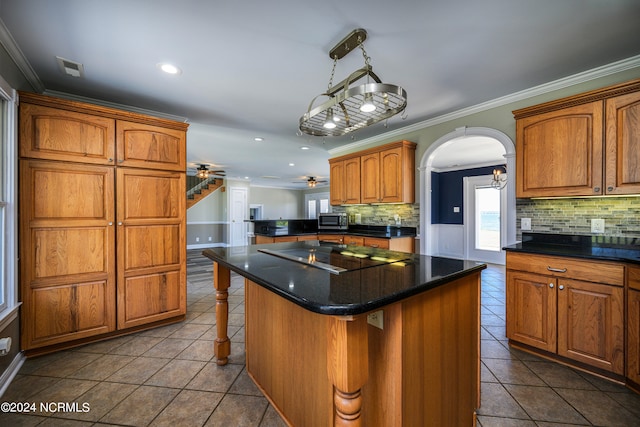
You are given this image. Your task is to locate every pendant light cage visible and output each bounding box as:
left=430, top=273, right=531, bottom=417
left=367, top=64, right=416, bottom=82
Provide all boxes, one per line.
left=299, top=29, right=407, bottom=137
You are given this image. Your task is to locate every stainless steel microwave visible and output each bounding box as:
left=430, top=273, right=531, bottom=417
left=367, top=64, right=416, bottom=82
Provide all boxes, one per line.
left=318, top=213, right=348, bottom=230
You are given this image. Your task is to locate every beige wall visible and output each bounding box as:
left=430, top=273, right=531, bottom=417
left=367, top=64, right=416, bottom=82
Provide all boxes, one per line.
left=249, top=186, right=304, bottom=219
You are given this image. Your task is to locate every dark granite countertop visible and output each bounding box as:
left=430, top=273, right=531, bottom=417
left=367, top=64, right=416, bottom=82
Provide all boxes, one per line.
left=503, top=232, right=640, bottom=264
left=252, top=219, right=417, bottom=239
left=203, top=241, right=485, bottom=316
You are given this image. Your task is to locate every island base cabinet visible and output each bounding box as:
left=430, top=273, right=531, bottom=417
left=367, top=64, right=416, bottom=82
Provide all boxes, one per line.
left=244, top=273, right=480, bottom=427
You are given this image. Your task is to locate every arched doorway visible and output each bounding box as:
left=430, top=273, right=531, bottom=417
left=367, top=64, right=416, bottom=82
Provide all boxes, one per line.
left=418, top=127, right=516, bottom=258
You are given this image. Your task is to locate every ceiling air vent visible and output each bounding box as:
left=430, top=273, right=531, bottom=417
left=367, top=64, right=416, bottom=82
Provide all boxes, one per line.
left=56, top=56, right=85, bottom=78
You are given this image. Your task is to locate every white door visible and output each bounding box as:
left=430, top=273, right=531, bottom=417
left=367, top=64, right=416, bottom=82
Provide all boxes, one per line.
left=230, top=187, right=248, bottom=246
left=463, top=175, right=506, bottom=264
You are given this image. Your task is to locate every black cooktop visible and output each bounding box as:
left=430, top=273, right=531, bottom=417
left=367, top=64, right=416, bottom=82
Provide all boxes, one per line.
left=258, top=243, right=412, bottom=274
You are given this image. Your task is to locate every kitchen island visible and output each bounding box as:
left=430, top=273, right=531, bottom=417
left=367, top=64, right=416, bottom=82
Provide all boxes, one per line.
left=203, top=241, right=485, bottom=426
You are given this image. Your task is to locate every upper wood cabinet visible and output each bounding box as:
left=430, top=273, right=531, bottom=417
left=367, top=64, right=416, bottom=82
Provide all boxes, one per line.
left=330, top=140, right=416, bottom=205
left=117, top=120, right=186, bottom=171
left=330, top=156, right=361, bottom=205
left=513, top=79, right=640, bottom=198
left=19, top=92, right=187, bottom=170
left=19, top=102, right=116, bottom=164
left=605, top=91, right=640, bottom=195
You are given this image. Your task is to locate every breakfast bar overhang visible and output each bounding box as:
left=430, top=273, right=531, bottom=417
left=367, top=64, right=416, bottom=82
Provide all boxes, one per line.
left=203, top=241, right=485, bottom=427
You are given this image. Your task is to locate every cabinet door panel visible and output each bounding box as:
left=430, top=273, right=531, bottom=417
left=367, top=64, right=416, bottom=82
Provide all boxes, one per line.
left=329, top=161, right=345, bottom=205
left=605, top=91, right=640, bottom=194
left=20, top=103, right=116, bottom=164
left=361, top=153, right=380, bottom=203
left=116, top=168, right=186, bottom=329
left=380, top=147, right=403, bottom=202
left=31, top=281, right=113, bottom=346
left=116, top=120, right=186, bottom=170
left=118, top=171, right=183, bottom=222
left=123, top=225, right=181, bottom=270
left=628, top=289, right=640, bottom=385
left=557, top=279, right=624, bottom=374
left=20, top=160, right=116, bottom=350
left=516, top=102, right=603, bottom=197
left=118, top=272, right=183, bottom=328
left=33, top=228, right=108, bottom=279
left=506, top=271, right=556, bottom=352
left=343, top=157, right=361, bottom=204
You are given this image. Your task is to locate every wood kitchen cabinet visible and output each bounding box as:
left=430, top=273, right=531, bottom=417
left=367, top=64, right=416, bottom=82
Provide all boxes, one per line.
left=330, top=156, right=361, bottom=205
left=19, top=160, right=116, bottom=349
left=330, top=140, right=416, bottom=205
left=116, top=168, right=186, bottom=329
left=605, top=90, right=640, bottom=195
left=19, top=92, right=188, bottom=353
left=513, top=79, right=640, bottom=198
left=628, top=265, right=640, bottom=388
left=506, top=252, right=624, bottom=375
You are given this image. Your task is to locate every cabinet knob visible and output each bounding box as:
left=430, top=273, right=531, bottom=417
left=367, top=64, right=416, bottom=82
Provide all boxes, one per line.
left=108, top=158, right=113, bottom=162
left=549, top=283, right=554, bottom=288
left=118, top=159, right=124, bottom=163
left=559, top=285, right=564, bottom=290
left=594, top=187, right=600, bottom=193
left=607, top=186, right=614, bottom=192
left=118, top=222, right=123, bottom=226
left=108, top=222, right=113, bottom=226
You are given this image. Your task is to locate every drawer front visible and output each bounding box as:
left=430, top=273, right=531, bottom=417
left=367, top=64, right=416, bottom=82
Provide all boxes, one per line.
left=506, top=252, right=624, bottom=286
left=630, top=265, right=640, bottom=291
left=363, top=237, right=390, bottom=249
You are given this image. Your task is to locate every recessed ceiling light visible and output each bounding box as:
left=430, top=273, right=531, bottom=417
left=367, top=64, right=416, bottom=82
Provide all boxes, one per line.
left=300, top=146, right=310, bottom=150
left=157, top=63, right=181, bottom=75
left=289, top=163, right=295, bottom=166
left=254, top=137, right=264, bottom=142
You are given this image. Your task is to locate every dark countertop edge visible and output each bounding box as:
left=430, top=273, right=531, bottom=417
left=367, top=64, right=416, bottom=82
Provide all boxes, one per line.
left=255, top=232, right=417, bottom=239
left=202, top=248, right=485, bottom=316
left=503, top=244, right=640, bottom=265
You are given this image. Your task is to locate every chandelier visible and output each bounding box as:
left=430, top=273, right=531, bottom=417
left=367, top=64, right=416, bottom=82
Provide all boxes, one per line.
left=491, top=166, right=507, bottom=190
left=299, top=29, right=407, bottom=137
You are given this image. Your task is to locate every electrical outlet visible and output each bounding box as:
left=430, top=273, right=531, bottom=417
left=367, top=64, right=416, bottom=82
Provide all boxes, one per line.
left=208, top=236, right=212, bottom=242
left=367, top=310, right=384, bottom=330
left=591, top=218, right=605, bottom=234
left=195, top=237, right=200, bottom=242
left=521, top=218, right=532, bottom=231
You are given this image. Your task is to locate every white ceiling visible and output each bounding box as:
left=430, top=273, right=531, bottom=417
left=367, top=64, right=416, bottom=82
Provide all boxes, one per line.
left=1, top=0, right=639, bottom=188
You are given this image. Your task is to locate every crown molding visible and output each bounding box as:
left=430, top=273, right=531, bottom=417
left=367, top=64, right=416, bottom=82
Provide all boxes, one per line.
left=0, top=17, right=44, bottom=93
left=44, top=89, right=189, bottom=123
left=329, top=55, right=640, bottom=155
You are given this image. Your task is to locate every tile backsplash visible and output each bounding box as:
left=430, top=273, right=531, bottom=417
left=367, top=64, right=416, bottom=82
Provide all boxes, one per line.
left=516, top=196, right=640, bottom=239
left=333, top=204, right=420, bottom=228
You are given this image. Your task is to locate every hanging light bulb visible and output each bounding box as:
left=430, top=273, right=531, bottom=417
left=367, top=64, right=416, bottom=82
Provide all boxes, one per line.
left=323, top=109, right=337, bottom=129
left=360, top=92, right=376, bottom=112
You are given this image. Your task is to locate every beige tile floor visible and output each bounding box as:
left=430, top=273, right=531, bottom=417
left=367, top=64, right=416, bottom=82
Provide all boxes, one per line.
left=0, top=250, right=638, bottom=426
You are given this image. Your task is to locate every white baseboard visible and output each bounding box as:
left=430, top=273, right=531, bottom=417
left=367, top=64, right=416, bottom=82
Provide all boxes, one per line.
left=187, top=243, right=228, bottom=250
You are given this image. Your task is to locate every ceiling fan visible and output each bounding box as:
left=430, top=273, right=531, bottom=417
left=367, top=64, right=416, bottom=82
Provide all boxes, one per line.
left=292, top=176, right=328, bottom=188
left=188, top=164, right=226, bottom=179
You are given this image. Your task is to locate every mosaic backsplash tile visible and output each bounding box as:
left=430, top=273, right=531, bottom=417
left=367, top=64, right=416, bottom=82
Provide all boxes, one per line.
left=516, top=196, right=640, bottom=239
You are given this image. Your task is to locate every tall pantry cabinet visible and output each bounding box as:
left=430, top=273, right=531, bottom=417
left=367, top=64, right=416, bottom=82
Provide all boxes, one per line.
left=18, top=92, right=188, bottom=353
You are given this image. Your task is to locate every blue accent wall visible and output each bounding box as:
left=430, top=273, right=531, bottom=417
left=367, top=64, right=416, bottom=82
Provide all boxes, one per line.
left=431, top=165, right=503, bottom=224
